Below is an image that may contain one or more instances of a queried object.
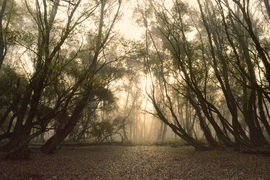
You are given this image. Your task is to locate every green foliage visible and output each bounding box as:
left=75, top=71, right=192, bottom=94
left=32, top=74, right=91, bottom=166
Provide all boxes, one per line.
left=94, top=86, right=114, bottom=103
left=2, top=28, right=35, bottom=46
left=0, top=66, right=27, bottom=106
left=91, top=121, right=114, bottom=142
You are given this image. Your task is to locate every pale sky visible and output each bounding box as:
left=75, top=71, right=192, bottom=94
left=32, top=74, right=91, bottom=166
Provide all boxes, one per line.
left=115, top=0, right=199, bottom=40
left=115, top=1, right=144, bottom=40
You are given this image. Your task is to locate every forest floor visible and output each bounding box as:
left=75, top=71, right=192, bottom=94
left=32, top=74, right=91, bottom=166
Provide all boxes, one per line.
left=0, top=145, right=270, bottom=179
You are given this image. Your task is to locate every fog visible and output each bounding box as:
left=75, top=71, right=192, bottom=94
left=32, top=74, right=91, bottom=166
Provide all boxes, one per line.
left=0, top=0, right=270, bottom=158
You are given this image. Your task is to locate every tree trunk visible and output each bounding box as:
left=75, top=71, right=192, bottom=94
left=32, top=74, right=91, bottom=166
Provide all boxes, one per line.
left=0, top=0, right=8, bottom=69
left=243, top=89, right=267, bottom=146
left=264, top=0, right=270, bottom=19
left=151, top=95, right=208, bottom=150
left=40, top=100, right=87, bottom=154
left=161, top=123, right=167, bottom=143
left=188, top=96, right=218, bottom=147
left=257, top=92, right=270, bottom=137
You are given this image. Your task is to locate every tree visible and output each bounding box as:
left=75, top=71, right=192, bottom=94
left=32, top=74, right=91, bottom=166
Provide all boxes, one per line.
left=143, top=0, right=270, bottom=149
left=210, top=0, right=270, bottom=145
left=40, top=0, right=123, bottom=154
left=0, top=0, right=14, bottom=69
left=197, top=0, right=251, bottom=146
left=0, top=0, right=102, bottom=157
left=0, top=66, right=27, bottom=138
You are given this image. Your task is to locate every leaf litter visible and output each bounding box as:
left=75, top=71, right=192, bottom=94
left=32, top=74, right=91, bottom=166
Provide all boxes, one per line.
left=0, top=146, right=269, bottom=179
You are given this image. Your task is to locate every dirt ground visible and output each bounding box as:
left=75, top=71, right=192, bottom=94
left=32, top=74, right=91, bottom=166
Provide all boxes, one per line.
left=0, top=145, right=269, bottom=179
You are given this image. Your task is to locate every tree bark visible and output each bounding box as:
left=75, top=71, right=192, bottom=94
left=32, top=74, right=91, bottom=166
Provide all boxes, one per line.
left=40, top=99, right=87, bottom=154
left=264, top=0, right=270, bottom=19
left=150, top=92, right=208, bottom=150
left=0, top=0, right=8, bottom=69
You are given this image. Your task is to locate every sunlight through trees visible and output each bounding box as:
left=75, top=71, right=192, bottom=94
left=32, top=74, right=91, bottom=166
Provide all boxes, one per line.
left=0, top=0, right=269, bottom=159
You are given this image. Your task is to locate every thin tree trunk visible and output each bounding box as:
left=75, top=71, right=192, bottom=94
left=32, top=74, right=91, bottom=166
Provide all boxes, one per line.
left=0, top=0, right=8, bottom=69
left=150, top=93, right=208, bottom=150
left=264, top=0, right=270, bottom=19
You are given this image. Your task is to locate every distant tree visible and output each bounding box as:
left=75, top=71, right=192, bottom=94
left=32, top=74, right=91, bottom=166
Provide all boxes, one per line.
left=0, top=0, right=13, bottom=69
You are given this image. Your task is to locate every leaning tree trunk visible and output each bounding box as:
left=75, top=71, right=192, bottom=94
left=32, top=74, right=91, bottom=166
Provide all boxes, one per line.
left=151, top=95, right=209, bottom=150
left=188, top=96, right=218, bottom=148
left=40, top=100, right=87, bottom=154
